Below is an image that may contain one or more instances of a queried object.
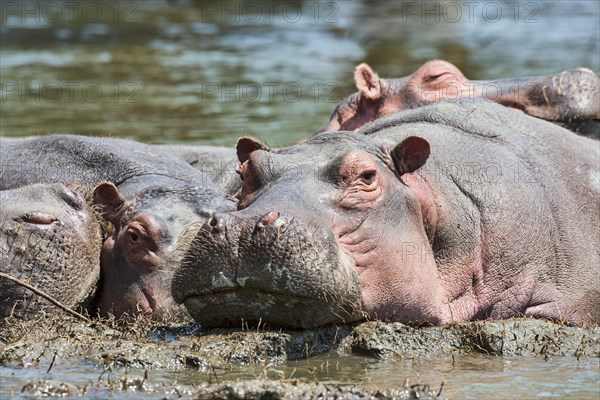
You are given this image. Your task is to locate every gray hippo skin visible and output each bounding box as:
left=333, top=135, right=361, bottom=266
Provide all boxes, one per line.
left=0, top=183, right=102, bottom=318
left=0, top=135, right=236, bottom=320
left=172, top=101, right=600, bottom=328
left=320, top=60, right=600, bottom=137
left=159, top=144, right=241, bottom=195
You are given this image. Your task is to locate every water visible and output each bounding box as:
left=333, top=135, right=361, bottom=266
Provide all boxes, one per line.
left=1, top=353, right=599, bottom=399
left=1, top=1, right=599, bottom=398
left=1, top=0, right=598, bottom=146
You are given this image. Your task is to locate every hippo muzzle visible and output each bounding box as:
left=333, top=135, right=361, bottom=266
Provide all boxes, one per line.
left=171, top=211, right=362, bottom=329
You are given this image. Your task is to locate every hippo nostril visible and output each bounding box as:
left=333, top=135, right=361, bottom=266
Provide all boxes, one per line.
left=257, top=212, right=280, bottom=229
left=201, top=221, right=213, bottom=232
left=203, top=212, right=228, bottom=234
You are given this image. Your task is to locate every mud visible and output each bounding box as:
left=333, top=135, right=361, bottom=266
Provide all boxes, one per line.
left=19, top=378, right=442, bottom=399
left=1, top=315, right=598, bottom=399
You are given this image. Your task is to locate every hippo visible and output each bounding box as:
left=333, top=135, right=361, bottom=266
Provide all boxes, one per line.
left=172, top=101, right=600, bottom=329
left=159, top=144, right=241, bottom=195
left=0, top=135, right=236, bottom=320
left=0, top=183, right=103, bottom=318
left=319, top=60, right=600, bottom=137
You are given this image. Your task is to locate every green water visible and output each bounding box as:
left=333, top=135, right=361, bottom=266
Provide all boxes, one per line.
left=1, top=0, right=598, bottom=146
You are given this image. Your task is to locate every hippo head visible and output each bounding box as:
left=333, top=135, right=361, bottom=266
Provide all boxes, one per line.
left=93, top=179, right=237, bottom=321
left=321, top=60, right=472, bottom=132
left=321, top=60, right=600, bottom=133
left=172, top=133, right=440, bottom=328
left=0, top=183, right=103, bottom=318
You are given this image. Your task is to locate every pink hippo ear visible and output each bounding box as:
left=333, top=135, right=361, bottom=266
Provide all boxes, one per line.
left=392, top=136, right=431, bottom=175
left=93, top=182, right=127, bottom=227
left=236, top=136, right=270, bottom=163
left=354, top=63, right=382, bottom=101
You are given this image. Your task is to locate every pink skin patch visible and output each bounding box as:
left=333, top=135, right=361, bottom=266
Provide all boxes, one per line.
left=259, top=211, right=280, bottom=227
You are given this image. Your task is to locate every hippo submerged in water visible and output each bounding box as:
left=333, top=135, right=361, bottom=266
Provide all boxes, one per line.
left=1, top=135, right=236, bottom=320
left=320, top=60, right=599, bottom=136
left=172, top=101, right=599, bottom=329
left=0, top=183, right=103, bottom=318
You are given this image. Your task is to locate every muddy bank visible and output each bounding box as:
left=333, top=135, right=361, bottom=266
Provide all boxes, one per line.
left=350, top=319, right=600, bottom=358
left=19, top=378, right=442, bottom=399
left=3, top=317, right=597, bottom=370
left=1, top=316, right=598, bottom=398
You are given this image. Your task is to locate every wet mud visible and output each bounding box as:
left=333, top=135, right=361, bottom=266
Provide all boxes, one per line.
left=1, top=316, right=598, bottom=399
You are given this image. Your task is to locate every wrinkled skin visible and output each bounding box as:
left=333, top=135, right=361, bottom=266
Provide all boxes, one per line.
left=0, top=184, right=102, bottom=318
left=171, top=210, right=361, bottom=328
left=159, top=144, right=241, bottom=195
left=0, top=135, right=236, bottom=320
left=173, top=101, right=600, bottom=328
left=320, top=60, right=600, bottom=136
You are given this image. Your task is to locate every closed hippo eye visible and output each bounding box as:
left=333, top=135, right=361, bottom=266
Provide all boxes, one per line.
left=22, top=213, right=58, bottom=225
left=417, top=60, right=464, bottom=86
left=423, top=72, right=452, bottom=83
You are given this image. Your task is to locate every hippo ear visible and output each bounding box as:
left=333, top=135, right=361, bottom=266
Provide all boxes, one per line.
left=391, top=136, right=431, bottom=175
left=93, top=182, right=126, bottom=226
left=237, top=136, right=270, bottom=163
left=355, top=63, right=382, bottom=101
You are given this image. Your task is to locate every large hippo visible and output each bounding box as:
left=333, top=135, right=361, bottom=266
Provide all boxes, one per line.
left=0, top=183, right=103, bottom=318
left=172, top=101, right=599, bottom=328
left=0, top=135, right=236, bottom=320
left=320, top=60, right=600, bottom=136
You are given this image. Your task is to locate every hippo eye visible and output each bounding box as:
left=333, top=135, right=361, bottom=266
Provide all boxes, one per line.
left=424, top=72, right=451, bottom=83
left=358, top=170, right=377, bottom=185
left=22, top=213, right=57, bottom=225
left=126, top=227, right=144, bottom=244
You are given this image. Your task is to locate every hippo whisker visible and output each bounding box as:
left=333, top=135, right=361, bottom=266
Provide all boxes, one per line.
left=0, top=272, right=92, bottom=322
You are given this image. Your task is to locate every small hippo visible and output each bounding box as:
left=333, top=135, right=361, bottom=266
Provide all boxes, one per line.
left=172, top=101, right=599, bottom=328
left=0, top=183, right=103, bottom=318
left=320, top=60, right=599, bottom=136
left=1, top=135, right=237, bottom=320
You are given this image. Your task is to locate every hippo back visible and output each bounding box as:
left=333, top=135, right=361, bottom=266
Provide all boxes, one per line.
left=0, top=135, right=219, bottom=190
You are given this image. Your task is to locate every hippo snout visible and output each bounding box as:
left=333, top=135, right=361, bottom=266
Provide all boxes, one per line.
left=171, top=212, right=362, bottom=328
left=203, top=211, right=285, bottom=233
